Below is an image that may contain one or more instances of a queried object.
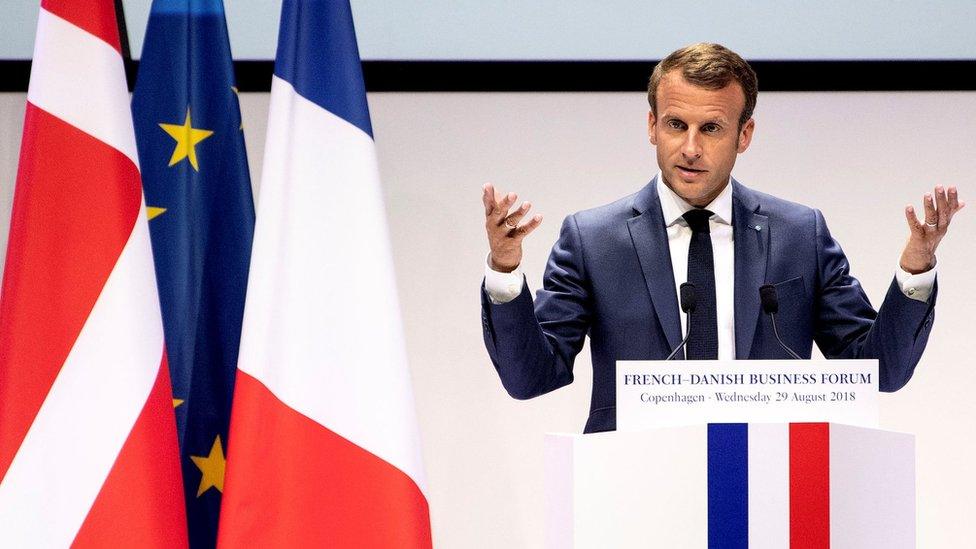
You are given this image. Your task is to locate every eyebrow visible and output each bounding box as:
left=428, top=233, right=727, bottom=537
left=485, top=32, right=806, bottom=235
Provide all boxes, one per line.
left=663, top=114, right=730, bottom=126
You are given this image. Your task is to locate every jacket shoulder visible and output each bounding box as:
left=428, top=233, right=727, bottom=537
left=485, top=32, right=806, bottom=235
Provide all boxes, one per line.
left=738, top=184, right=818, bottom=224
left=567, top=191, right=640, bottom=230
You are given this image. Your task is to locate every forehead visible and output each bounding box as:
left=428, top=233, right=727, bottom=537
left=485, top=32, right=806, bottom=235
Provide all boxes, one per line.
left=657, top=73, right=745, bottom=122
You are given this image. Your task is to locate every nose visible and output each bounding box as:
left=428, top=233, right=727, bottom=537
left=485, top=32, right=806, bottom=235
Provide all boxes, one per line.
left=681, top=131, right=702, bottom=161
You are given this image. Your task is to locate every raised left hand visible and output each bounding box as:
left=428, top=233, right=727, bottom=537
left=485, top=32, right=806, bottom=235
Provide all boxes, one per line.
left=900, top=185, right=965, bottom=274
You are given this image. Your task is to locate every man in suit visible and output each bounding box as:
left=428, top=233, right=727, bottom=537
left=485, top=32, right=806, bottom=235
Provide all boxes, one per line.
left=479, top=43, right=964, bottom=433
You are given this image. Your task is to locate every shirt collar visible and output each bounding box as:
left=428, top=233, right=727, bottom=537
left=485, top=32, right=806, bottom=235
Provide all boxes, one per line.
left=655, top=172, right=733, bottom=227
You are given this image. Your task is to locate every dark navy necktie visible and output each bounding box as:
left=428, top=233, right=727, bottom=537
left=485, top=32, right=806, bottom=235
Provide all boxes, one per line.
left=682, top=209, right=718, bottom=359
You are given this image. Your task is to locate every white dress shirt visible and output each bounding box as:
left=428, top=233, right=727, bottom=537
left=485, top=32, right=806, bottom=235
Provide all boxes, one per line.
left=485, top=175, right=936, bottom=359
left=658, top=176, right=736, bottom=358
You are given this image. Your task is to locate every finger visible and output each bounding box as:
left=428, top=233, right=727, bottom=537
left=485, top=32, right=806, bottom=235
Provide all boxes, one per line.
left=482, top=183, right=495, bottom=216
left=922, top=192, right=937, bottom=227
left=502, top=202, right=531, bottom=230
left=493, top=192, right=518, bottom=224
left=946, top=186, right=966, bottom=222
left=515, top=214, right=544, bottom=239
left=904, top=205, right=924, bottom=236
left=947, top=186, right=960, bottom=212
left=934, top=185, right=949, bottom=227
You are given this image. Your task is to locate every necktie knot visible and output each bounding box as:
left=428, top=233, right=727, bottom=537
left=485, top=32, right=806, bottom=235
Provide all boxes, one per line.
left=682, top=208, right=713, bottom=233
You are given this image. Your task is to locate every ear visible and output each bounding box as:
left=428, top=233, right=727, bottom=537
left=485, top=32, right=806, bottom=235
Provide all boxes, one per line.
left=647, top=110, right=658, bottom=146
left=737, top=118, right=755, bottom=153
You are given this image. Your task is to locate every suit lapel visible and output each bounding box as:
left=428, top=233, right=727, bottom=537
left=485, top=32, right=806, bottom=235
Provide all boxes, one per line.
left=732, top=181, right=769, bottom=359
left=627, top=180, right=682, bottom=354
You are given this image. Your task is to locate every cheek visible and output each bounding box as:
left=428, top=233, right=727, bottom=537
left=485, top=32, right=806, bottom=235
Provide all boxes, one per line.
left=655, top=136, right=677, bottom=156
left=711, top=139, right=739, bottom=161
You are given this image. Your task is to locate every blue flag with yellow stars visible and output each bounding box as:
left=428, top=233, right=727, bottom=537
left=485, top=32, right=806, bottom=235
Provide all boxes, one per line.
left=131, top=0, right=254, bottom=546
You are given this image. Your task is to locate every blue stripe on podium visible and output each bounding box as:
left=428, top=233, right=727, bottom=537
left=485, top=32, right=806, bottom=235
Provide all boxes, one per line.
left=708, top=423, right=749, bottom=548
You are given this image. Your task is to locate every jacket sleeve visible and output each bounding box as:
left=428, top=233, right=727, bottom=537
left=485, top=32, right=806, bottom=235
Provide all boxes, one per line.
left=480, top=214, right=592, bottom=400
left=812, top=209, right=936, bottom=391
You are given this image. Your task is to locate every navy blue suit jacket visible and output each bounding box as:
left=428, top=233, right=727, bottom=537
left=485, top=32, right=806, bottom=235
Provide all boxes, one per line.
left=481, top=179, right=936, bottom=433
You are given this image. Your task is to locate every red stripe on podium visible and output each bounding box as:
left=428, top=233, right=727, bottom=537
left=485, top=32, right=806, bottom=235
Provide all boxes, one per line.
left=790, top=423, right=830, bottom=548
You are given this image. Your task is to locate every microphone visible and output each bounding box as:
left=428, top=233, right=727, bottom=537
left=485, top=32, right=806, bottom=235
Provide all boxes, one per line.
left=759, top=284, right=802, bottom=360
left=665, top=283, right=697, bottom=360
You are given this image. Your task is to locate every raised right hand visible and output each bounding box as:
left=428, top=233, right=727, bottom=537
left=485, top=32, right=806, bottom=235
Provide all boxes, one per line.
left=482, top=182, right=543, bottom=273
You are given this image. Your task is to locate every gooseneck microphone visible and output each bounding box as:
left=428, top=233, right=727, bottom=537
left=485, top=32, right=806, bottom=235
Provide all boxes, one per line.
left=666, top=283, right=697, bottom=360
left=759, top=284, right=802, bottom=360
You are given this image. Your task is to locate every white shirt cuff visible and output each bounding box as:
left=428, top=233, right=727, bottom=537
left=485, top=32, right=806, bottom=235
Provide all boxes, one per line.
left=484, top=253, right=524, bottom=304
left=895, top=263, right=937, bottom=302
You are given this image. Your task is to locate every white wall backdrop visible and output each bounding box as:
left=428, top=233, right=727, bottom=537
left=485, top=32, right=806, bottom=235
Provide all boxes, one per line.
left=1, top=90, right=974, bottom=547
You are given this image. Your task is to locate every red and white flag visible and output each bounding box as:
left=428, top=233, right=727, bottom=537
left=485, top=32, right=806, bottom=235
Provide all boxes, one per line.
left=218, top=0, right=432, bottom=546
left=0, top=1, right=187, bottom=546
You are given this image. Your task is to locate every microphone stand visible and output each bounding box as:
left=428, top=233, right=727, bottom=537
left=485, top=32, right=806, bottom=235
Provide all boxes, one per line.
left=759, top=284, right=802, bottom=360
left=666, top=283, right=696, bottom=360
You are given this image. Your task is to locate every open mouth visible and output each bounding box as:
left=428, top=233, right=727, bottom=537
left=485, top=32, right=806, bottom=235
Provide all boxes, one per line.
left=677, top=165, right=707, bottom=175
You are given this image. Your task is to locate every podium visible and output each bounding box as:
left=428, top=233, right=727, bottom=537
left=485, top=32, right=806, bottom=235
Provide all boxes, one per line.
left=544, top=423, right=914, bottom=548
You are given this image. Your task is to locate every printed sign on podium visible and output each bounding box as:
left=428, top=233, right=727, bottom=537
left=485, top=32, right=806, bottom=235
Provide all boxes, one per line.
left=616, top=359, right=878, bottom=431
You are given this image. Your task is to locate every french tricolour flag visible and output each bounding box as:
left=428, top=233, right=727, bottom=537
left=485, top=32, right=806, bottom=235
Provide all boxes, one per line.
left=217, top=0, right=432, bottom=546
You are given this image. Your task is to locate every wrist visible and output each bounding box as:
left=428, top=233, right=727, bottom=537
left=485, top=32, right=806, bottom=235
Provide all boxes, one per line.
left=899, top=255, right=936, bottom=275
left=489, top=254, right=520, bottom=273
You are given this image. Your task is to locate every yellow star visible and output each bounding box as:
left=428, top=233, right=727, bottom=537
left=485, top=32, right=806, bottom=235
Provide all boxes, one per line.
left=190, top=436, right=226, bottom=497
left=159, top=107, right=214, bottom=171
left=173, top=398, right=184, bottom=408
left=147, top=206, right=167, bottom=220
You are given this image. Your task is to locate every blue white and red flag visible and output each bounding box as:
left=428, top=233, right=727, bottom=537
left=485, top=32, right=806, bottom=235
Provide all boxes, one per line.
left=217, top=1, right=432, bottom=546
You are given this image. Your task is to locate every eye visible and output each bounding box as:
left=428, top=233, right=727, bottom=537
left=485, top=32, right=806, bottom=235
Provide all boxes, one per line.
left=702, top=123, right=721, bottom=133
left=666, top=119, right=685, bottom=130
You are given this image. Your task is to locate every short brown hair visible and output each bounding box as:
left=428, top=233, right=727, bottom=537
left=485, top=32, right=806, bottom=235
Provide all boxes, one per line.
left=647, top=43, right=758, bottom=129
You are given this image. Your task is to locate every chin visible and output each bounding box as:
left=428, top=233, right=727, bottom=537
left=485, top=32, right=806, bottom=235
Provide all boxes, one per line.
left=674, top=188, right=703, bottom=204
left=670, top=178, right=702, bottom=193
left=675, top=183, right=719, bottom=206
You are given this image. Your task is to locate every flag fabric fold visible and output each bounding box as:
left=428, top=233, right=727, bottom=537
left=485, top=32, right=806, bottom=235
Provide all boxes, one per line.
left=0, top=0, right=187, bottom=546
left=217, top=0, right=432, bottom=546
left=131, top=0, right=254, bottom=545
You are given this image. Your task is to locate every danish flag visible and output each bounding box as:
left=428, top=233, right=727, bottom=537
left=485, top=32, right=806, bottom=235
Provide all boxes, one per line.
left=0, top=1, right=188, bottom=546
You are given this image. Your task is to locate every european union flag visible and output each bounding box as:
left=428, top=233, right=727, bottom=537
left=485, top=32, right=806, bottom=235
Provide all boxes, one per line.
left=131, top=0, right=254, bottom=546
